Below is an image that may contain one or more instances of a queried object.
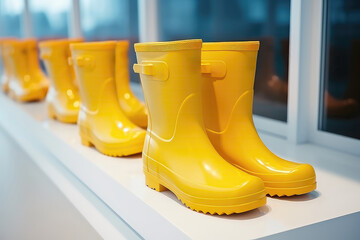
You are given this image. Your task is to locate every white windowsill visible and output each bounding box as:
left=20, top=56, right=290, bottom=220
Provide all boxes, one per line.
left=0, top=91, right=359, bottom=239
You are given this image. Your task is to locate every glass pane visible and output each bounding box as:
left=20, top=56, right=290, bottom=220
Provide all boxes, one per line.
left=158, top=0, right=290, bottom=122
left=30, top=0, right=71, bottom=39
left=320, top=0, right=360, bottom=140
left=80, top=0, right=139, bottom=82
left=0, top=0, right=24, bottom=37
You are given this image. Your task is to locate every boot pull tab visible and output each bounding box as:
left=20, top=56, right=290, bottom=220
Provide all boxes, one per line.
left=133, top=61, right=169, bottom=81
left=133, top=63, right=153, bottom=75
left=75, top=55, right=95, bottom=70
left=68, top=57, right=73, bottom=66
left=40, top=53, right=51, bottom=60
left=201, top=60, right=227, bottom=79
left=40, top=50, right=52, bottom=60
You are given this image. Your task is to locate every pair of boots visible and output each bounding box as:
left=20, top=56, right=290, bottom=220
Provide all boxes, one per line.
left=0, top=38, right=48, bottom=101
left=39, top=39, right=148, bottom=127
left=134, top=39, right=316, bottom=215
left=67, top=41, right=147, bottom=156
left=39, top=38, right=83, bottom=123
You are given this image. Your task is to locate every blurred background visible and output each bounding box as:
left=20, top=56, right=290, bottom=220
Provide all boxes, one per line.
left=0, top=0, right=359, bottom=140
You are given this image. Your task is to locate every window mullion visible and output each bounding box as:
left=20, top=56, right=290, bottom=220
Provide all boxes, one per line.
left=23, top=0, right=33, bottom=38
left=138, top=0, right=159, bottom=42
left=69, top=0, right=83, bottom=38
left=287, top=0, right=324, bottom=144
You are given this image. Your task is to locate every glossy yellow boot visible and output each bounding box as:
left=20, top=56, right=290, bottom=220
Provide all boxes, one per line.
left=70, top=41, right=146, bottom=156
left=0, top=38, right=17, bottom=93
left=134, top=39, right=266, bottom=215
left=115, top=41, right=147, bottom=128
left=39, top=38, right=83, bottom=123
left=28, top=39, right=49, bottom=90
left=5, top=39, right=48, bottom=102
left=201, top=42, right=316, bottom=197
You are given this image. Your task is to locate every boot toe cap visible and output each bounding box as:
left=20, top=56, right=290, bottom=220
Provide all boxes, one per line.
left=289, top=163, right=316, bottom=181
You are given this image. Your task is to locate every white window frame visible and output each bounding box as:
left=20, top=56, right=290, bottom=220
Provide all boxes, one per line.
left=7, top=0, right=360, bottom=156
left=68, top=0, right=82, bottom=38
left=23, top=0, right=33, bottom=37
left=288, top=0, right=360, bottom=156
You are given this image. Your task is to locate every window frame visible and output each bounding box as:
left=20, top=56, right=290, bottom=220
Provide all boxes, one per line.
left=288, top=0, right=360, bottom=156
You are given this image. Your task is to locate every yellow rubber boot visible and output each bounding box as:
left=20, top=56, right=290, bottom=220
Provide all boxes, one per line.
left=70, top=41, right=146, bottom=156
left=28, top=39, right=49, bottom=90
left=0, top=38, right=17, bottom=93
left=5, top=39, right=48, bottom=102
left=134, top=39, right=266, bottom=215
left=201, top=42, right=316, bottom=197
left=39, top=38, right=83, bottom=123
left=115, top=41, right=148, bottom=128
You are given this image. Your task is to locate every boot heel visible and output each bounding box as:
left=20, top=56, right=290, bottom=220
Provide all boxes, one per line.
left=48, top=104, right=56, bottom=119
left=8, top=90, right=15, bottom=100
left=145, top=173, right=167, bottom=192
left=80, top=135, right=93, bottom=147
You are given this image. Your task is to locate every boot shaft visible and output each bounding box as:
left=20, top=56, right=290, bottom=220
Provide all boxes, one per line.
left=134, top=39, right=203, bottom=139
left=2, top=39, right=43, bottom=82
left=0, top=38, right=17, bottom=77
left=115, top=40, right=131, bottom=92
left=115, top=40, right=148, bottom=128
left=39, top=38, right=82, bottom=92
left=70, top=41, right=117, bottom=112
left=5, top=40, right=29, bottom=79
left=202, top=41, right=259, bottom=132
left=0, top=37, right=17, bottom=71
left=26, top=39, right=41, bottom=76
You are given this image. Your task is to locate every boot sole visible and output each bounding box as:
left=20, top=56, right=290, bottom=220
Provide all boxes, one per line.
left=144, top=169, right=266, bottom=215
left=2, top=83, right=9, bottom=93
left=79, top=129, right=143, bottom=157
left=47, top=103, right=78, bottom=124
left=8, top=87, right=48, bottom=102
left=232, top=164, right=317, bottom=197
left=266, top=182, right=317, bottom=197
